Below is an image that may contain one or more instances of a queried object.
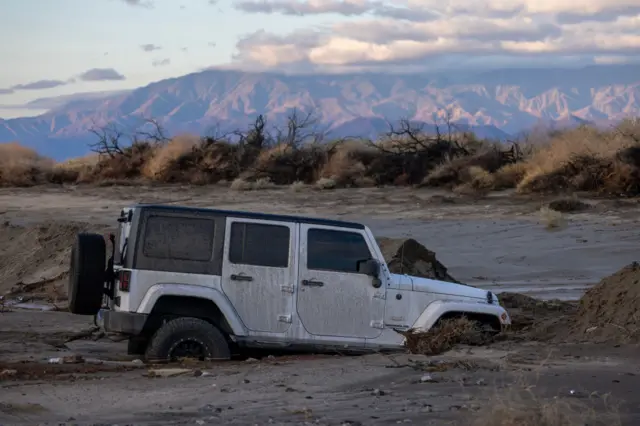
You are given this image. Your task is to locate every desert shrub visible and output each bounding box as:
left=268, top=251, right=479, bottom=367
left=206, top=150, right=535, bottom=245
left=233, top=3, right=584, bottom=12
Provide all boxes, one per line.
left=0, top=143, right=54, bottom=187
left=517, top=121, right=640, bottom=195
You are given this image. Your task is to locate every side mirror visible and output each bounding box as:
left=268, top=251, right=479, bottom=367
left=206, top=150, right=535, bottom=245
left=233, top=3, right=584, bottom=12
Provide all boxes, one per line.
left=357, top=259, right=380, bottom=278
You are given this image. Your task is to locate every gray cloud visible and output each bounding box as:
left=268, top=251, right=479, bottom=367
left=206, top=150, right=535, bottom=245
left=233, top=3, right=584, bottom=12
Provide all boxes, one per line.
left=234, top=0, right=382, bottom=16
left=152, top=58, right=171, bottom=67
left=0, top=68, right=126, bottom=96
left=140, top=43, right=162, bottom=52
left=556, top=6, right=640, bottom=24
left=14, top=80, right=68, bottom=90
left=0, top=79, right=69, bottom=95
left=121, top=0, right=154, bottom=7
left=77, top=68, right=126, bottom=82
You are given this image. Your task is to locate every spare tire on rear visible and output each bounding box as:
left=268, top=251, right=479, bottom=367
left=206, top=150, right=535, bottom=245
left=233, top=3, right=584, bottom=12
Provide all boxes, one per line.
left=68, top=232, right=107, bottom=315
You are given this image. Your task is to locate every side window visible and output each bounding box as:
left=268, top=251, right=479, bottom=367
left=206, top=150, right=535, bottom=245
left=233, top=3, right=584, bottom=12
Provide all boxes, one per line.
left=142, top=215, right=216, bottom=262
left=229, top=222, right=290, bottom=268
left=307, top=228, right=372, bottom=273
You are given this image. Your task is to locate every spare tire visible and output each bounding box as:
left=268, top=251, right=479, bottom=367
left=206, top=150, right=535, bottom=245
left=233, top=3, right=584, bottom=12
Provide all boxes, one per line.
left=68, top=232, right=107, bottom=315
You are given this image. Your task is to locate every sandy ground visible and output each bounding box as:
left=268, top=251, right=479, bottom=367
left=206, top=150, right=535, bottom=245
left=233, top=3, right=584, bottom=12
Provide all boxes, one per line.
left=1, top=185, right=640, bottom=425
left=1, top=310, right=639, bottom=426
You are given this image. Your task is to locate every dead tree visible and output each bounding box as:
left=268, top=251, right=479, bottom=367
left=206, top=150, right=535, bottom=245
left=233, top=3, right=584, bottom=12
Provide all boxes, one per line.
left=88, top=118, right=169, bottom=158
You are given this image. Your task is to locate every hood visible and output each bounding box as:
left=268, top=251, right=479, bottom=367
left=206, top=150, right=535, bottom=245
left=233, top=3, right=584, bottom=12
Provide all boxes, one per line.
left=408, top=275, right=492, bottom=301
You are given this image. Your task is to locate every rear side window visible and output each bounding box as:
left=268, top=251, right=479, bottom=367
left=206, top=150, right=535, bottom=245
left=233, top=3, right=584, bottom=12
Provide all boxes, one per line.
left=142, top=215, right=215, bottom=262
left=229, top=222, right=290, bottom=268
left=307, top=229, right=372, bottom=273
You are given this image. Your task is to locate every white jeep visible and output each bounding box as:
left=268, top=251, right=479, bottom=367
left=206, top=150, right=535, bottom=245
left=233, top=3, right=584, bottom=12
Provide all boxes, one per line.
left=67, top=204, right=511, bottom=361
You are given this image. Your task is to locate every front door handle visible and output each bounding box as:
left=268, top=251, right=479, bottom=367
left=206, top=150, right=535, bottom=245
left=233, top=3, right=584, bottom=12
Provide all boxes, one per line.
left=231, top=274, right=253, bottom=282
left=302, top=279, right=324, bottom=287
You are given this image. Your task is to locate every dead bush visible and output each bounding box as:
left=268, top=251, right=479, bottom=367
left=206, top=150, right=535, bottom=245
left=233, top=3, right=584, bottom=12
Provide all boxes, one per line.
left=401, top=317, right=487, bottom=355
left=142, top=134, right=200, bottom=181
left=248, top=143, right=327, bottom=185
left=517, top=122, right=640, bottom=195
left=539, top=206, right=567, bottom=230
left=0, top=143, right=54, bottom=187
left=492, top=162, right=527, bottom=189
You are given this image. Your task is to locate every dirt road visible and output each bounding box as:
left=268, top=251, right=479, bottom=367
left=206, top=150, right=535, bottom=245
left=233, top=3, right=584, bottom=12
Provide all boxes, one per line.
left=1, top=185, right=640, bottom=425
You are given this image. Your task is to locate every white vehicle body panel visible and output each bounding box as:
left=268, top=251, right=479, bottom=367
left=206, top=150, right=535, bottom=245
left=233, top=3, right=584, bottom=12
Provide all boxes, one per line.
left=107, top=206, right=511, bottom=353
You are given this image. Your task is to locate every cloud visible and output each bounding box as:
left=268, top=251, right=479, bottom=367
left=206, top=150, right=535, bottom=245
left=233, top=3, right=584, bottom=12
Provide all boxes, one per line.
left=228, top=0, right=640, bottom=72
left=77, top=68, right=126, bottom=81
left=140, top=43, right=162, bottom=52
left=152, top=58, right=171, bottom=67
left=0, top=68, right=127, bottom=95
left=120, top=0, right=154, bottom=7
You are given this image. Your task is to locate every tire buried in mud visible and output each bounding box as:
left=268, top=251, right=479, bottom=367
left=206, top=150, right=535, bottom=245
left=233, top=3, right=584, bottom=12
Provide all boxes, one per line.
left=68, top=232, right=107, bottom=316
left=145, top=317, right=231, bottom=362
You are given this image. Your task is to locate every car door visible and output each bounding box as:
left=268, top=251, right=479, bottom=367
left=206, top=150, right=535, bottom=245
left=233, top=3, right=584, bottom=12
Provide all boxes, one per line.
left=296, top=224, right=385, bottom=339
left=221, top=218, right=296, bottom=334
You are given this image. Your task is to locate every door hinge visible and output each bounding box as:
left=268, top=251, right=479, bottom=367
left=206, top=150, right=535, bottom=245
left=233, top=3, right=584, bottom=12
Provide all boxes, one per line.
left=370, top=320, right=384, bottom=329
left=281, top=285, right=294, bottom=293
left=373, top=292, right=386, bottom=300
left=278, top=315, right=292, bottom=323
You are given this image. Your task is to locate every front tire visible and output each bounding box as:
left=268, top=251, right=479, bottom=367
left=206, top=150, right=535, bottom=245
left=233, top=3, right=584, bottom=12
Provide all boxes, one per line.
left=145, top=317, right=231, bottom=362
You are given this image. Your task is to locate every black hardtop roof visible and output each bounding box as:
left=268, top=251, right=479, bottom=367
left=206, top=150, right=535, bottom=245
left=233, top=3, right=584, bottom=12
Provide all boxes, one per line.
left=132, top=204, right=365, bottom=230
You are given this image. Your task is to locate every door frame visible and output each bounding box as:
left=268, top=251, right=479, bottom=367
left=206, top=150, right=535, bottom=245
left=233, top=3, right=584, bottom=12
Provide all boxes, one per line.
left=220, top=216, right=299, bottom=337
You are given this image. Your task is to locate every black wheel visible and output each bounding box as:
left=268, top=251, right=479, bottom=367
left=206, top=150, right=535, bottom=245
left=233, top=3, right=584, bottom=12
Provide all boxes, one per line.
left=127, top=336, right=149, bottom=356
left=68, top=233, right=106, bottom=316
left=144, top=317, right=231, bottom=362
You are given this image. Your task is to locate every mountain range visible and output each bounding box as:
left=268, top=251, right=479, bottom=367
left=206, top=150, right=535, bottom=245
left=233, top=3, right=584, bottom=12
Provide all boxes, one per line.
left=1, top=64, right=639, bottom=160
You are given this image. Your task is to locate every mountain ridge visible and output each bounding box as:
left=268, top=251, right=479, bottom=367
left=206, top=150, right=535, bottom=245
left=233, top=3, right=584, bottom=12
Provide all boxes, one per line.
left=1, top=64, right=639, bottom=160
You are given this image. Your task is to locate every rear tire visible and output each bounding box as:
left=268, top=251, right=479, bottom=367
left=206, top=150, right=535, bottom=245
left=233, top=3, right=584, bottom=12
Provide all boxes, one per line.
left=67, top=233, right=106, bottom=316
left=145, top=317, right=231, bottom=362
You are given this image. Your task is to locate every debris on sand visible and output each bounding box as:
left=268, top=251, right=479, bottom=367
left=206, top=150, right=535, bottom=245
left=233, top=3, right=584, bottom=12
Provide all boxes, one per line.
left=377, top=237, right=458, bottom=283
left=567, top=261, right=640, bottom=343
left=401, top=317, right=490, bottom=356
left=497, top=292, right=577, bottom=333
left=0, top=222, right=109, bottom=301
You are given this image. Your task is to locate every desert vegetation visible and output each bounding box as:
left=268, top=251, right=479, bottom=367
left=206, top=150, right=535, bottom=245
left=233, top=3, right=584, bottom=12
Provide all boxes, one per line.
left=1, top=111, right=639, bottom=196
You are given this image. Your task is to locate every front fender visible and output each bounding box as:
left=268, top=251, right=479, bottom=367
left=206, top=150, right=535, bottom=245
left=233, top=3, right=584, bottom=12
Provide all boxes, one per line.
left=411, top=300, right=511, bottom=331
left=136, top=284, right=247, bottom=336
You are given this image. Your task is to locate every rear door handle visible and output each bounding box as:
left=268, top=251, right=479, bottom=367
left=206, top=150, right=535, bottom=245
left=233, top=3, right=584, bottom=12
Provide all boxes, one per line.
left=231, top=274, right=253, bottom=282
left=302, top=279, right=324, bottom=287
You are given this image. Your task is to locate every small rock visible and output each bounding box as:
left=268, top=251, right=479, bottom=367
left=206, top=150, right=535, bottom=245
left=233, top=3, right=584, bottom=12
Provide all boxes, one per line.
left=243, top=379, right=251, bottom=384
left=245, top=358, right=259, bottom=363
left=475, top=378, right=486, bottom=386
left=420, top=374, right=438, bottom=383
left=195, top=420, right=205, bottom=425
left=131, top=359, right=144, bottom=365
left=371, top=388, right=385, bottom=396
left=146, top=368, right=192, bottom=378
left=267, top=355, right=276, bottom=359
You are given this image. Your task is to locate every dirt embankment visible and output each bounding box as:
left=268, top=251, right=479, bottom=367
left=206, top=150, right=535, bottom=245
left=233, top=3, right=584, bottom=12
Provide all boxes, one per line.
left=0, top=222, right=110, bottom=303
left=497, top=262, right=640, bottom=344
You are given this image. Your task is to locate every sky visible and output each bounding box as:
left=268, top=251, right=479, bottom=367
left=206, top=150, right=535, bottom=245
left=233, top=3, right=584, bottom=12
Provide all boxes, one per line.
left=1, top=0, right=640, bottom=119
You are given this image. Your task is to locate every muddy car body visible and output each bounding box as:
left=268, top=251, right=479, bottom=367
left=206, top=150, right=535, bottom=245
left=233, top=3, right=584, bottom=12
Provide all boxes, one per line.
left=67, top=204, right=511, bottom=361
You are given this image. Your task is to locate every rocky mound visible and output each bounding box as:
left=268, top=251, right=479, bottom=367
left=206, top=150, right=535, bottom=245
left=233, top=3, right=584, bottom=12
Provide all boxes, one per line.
left=377, top=237, right=458, bottom=283
left=0, top=222, right=105, bottom=303
left=567, top=261, right=640, bottom=343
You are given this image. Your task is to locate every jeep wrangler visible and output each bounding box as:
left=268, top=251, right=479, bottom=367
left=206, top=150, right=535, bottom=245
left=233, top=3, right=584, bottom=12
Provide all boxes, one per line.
left=67, top=204, right=511, bottom=361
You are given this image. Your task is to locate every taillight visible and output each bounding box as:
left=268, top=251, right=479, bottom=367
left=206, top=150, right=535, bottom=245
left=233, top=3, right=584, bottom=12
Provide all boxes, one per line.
left=119, top=270, right=131, bottom=292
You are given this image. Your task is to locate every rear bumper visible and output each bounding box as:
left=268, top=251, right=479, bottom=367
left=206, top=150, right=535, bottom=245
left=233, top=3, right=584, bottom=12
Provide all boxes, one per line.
left=103, top=310, right=148, bottom=335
